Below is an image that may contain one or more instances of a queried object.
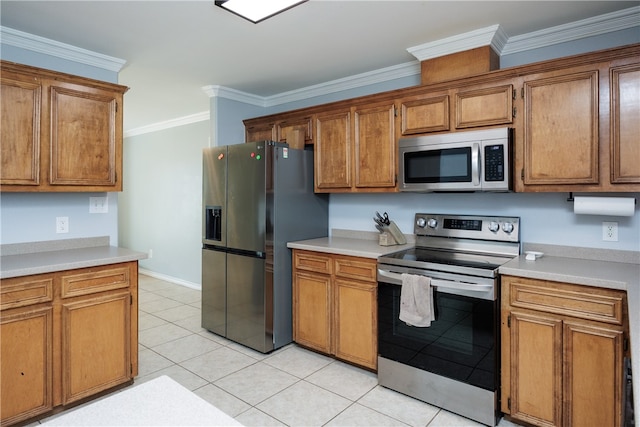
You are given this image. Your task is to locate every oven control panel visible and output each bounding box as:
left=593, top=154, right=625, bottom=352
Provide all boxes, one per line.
left=414, top=213, right=520, bottom=242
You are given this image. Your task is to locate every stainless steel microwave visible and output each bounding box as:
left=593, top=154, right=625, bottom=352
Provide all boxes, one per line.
left=398, top=127, right=513, bottom=192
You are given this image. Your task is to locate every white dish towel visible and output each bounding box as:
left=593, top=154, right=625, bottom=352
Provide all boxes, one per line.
left=399, top=273, right=434, bottom=327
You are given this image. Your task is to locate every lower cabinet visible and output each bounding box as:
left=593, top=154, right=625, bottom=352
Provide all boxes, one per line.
left=501, top=275, right=627, bottom=427
left=0, top=262, right=138, bottom=426
left=0, top=306, right=53, bottom=424
left=292, top=250, right=377, bottom=370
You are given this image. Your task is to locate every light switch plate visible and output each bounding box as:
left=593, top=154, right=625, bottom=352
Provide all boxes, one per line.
left=90, top=196, right=108, bottom=213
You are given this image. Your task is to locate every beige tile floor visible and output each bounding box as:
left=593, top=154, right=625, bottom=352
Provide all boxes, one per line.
left=40, top=274, right=522, bottom=427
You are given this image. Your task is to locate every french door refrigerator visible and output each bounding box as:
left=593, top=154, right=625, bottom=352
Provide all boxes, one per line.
left=202, top=141, right=328, bottom=353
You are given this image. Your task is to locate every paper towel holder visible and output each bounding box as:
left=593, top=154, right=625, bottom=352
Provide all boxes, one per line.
left=570, top=194, right=636, bottom=217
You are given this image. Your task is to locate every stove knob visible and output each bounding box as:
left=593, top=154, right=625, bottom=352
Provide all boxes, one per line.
left=502, top=222, right=514, bottom=234
left=488, top=221, right=500, bottom=232
left=416, top=217, right=427, bottom=228
left=427, top=218, right=438, bottom=229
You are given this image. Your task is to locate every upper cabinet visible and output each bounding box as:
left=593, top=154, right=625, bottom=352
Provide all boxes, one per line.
left=513, top=46, right=640, bottom=192
left=610, top=63, right=640, bottom=184
left=244, top=113, right=312, bottom=150
left=1, top=61, right=128, bottom=192
left=520, top=65, right=600, bottom=187
left=244, top=44, right=639, bottom=193
left=315, top=101, right=396, bottom=193
left=398, top=83, right=514, bottom=136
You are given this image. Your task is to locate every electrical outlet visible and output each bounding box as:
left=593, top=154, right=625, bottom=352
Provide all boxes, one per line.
left=148, top=249, right=153, bottom=259
left=56, top=216, right=69, bottom=233
left=602, top=221, right=618, bottom=241
left=89, top=196, right=108, bottom=213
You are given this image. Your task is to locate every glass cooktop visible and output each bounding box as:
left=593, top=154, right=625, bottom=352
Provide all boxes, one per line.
left=378, top=247, right=512, bottom=272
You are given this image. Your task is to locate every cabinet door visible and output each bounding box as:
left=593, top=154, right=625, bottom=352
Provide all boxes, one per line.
left=333, top=278, right=377, bottom=370
left=293, top=271, right=332, bottom=353
left=277, top=116, right=312, bottom=149
left=563, top=320, right=623, bottom=427
left=245, top=120, right=275, bottom=143
left=508, top=310, right=563, bottom=427
left=315, top=110, right=352, bottom=191
left=610, top=64, right=640, bottom=184
left=0, top=74, right=41, bottom=185
left=353, top=103, right=396, bottom=189
left=455, top=84, right=514, bottom=129
left=0, top=306, right=53, bottom=425
left=399, top=93, right=450, bottom=135
left=49, top=83, right=121, bottom=188
left=522, top=69, right=599, bottom=186
left=62, top=292, right=131, bottom=404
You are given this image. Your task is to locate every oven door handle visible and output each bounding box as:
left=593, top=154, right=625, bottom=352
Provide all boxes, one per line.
left=378, top=269, right=492, bottom=293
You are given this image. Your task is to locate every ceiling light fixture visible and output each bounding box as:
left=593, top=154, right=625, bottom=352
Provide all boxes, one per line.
left=215, top=0, right=307, bottom=24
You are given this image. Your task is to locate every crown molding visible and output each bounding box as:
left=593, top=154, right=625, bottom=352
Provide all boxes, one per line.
left=201, top=85, right=267, bottom=106
left=124, top=111, right=209, bottom=138
left=264, top=61, right=420, bottom=107
left=502, top=5, right=640, bottom=55
left=407, top=24, right=508, bottom=60
left=0, top=26, right=126, bottom=72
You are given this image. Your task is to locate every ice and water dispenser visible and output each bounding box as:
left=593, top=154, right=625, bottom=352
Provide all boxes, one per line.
left=205, top=206, right=222, bottom=241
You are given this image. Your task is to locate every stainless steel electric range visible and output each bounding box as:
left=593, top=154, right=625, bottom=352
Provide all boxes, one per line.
left=377, top=213, right=520, bottom=427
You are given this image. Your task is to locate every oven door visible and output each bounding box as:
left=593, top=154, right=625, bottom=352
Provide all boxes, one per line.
left=377, top=266, right=498, bottom=392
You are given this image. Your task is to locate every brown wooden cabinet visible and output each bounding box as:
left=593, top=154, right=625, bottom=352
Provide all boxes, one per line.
left=243, top=44, right=639, bottom=193
left=501, top=275, right=627, bottom=427
left=292, top=250, right=377, bottom=370
left=277, top=115, right=312, bottom=149
left=398, top=83, right=514, bottom=136
left=244, top=119, right=276, bottom=143
left=514, top=47, right=640, bottom=192
left=315, top=102, right=396, bottom=193
left=0, top=262, right=138, bottom=426
left=314, top=108, right=352, bottom=191
left=610, top=63, right=640, bottom=184
left=0, top=61, right=127, bottom=192
left=520, top=66, right=600, bottom=187
left=244, top=114, right=311, bottom=149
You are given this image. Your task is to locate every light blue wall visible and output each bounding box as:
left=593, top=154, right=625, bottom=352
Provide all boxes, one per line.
left=118, top=121, right=209, bottom=285
left=0, top=43, right=121, bottom=246
left=330, top=192, right=640, bottom=252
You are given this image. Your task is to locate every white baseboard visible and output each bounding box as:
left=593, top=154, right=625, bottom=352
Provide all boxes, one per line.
left=138, top=268, right=201, bottom=290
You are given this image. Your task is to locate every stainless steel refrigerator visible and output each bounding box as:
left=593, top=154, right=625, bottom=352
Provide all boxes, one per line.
left=202, top=141, right=328, bottom=353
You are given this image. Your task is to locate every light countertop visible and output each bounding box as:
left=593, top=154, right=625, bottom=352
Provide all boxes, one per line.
left=1, top=237, right=147, bottom=279
left=286, top=230, right=414, bottom=259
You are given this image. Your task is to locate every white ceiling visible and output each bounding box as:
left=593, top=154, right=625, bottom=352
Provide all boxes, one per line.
left=1, top=1, right=638, bottom=132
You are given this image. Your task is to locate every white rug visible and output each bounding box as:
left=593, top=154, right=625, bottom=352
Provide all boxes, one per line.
left=42, top=376, right=243, bottom=426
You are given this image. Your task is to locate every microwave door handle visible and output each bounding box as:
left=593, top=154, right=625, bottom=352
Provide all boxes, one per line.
left=378, top=269, right=492, bottom=293
left=472, top=142, right=480, bottom=186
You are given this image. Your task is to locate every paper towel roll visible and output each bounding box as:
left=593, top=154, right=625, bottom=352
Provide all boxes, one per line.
left=573, top=196, right=635, bottom=216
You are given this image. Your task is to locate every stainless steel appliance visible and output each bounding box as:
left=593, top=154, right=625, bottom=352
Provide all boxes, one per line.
left=377, top=213, right=520, bottom=426
left=202, top=141, right=328, bottom=353
left=398, top=127, right=513, bottom=192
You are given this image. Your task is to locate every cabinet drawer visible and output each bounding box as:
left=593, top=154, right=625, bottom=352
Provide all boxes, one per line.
left=1, top=275, right=53, bottom=310
left=508, top=277, right=625, bottom=324
left=294, top=251, right=332, bottom=274
left=61, top=265, right=130, bottom=299
left=334, top=256, right=377, bottom=283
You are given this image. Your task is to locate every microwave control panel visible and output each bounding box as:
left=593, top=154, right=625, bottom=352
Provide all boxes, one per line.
left=484, top=145, right=504, bottom=182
